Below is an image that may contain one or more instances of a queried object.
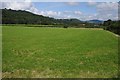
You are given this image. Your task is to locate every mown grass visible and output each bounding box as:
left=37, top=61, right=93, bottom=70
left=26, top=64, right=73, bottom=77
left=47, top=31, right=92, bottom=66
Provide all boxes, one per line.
left=2, top=26, right=118, bottom=78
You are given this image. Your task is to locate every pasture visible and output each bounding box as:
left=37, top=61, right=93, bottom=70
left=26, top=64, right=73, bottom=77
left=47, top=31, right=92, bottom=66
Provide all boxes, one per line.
left=2, top=25, right=118, bottom=78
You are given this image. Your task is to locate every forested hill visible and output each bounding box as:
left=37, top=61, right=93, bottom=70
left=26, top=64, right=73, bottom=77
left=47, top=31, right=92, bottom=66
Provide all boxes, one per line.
left=2, top=9, right=82, bottom=25
left=2, top=9, right=56, bottom=24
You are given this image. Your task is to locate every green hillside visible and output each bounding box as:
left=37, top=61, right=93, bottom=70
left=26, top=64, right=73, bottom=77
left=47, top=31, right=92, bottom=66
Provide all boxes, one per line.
left=2, top=9, right=83, bottom=26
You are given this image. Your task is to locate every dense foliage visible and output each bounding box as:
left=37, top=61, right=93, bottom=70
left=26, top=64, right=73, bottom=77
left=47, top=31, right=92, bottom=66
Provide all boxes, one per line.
left=2, top=9, right=56, bottom=24
left=103, top=19, right=120, bottom=35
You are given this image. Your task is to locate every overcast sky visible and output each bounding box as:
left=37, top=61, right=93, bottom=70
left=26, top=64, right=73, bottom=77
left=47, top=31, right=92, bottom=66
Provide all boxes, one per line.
left=1, top=0, right=119, bottom=21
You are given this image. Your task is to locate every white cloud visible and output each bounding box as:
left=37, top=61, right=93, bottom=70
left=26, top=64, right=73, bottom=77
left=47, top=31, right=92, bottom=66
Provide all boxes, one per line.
left=39, top=10, right=83, bottom=19
left=2, top=2, right=32, bottom=10
left=74, top=11, right=82, bottom=15
left=66, top=2, right=79, bottom=6
left=39, top=11, right=61, bottom=17
left=96, top=2, right=118, bottom=20
left=47, top=11, right=60, bottom=16
left=97, top=2, right=118, bottom=11
left=87, top=2, right=118, bottom=20
left=2, top=1, right=40, bottom=15
left=88, top=0, right=97, bottom=5
left=27, top=6, right=39, bottom=14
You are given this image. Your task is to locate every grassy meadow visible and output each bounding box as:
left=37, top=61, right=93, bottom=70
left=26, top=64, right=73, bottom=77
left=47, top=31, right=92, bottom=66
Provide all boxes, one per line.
left=2, top=25, right=118, bottom=78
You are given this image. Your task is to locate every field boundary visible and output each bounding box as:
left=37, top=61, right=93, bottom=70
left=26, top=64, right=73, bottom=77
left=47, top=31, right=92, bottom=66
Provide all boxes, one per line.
left=105, top=30, right=119, bottom=37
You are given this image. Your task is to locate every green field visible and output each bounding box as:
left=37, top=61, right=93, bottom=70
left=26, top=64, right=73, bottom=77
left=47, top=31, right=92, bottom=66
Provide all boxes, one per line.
left=2, top=26, right=118, bottom=78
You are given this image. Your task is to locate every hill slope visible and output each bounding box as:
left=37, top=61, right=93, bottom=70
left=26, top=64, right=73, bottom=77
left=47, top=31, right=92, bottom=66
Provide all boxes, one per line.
left=2, top=9, right=55, bottom=24
left=2, top=9, right=82, bottom=25
left=87, top=20, right=103, bottom=24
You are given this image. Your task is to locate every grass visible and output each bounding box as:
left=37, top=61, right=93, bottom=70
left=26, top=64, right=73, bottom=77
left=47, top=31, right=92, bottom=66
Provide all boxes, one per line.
left=2, top=25, right=118, bottom=78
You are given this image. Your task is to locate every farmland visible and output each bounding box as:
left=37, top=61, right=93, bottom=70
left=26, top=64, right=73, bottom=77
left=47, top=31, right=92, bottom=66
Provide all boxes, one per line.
left=2, top=25, right=118, bottom=78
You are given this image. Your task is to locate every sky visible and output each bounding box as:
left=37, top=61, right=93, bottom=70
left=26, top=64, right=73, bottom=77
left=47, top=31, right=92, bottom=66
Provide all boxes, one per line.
left=1, top=0, right=119, bottom=21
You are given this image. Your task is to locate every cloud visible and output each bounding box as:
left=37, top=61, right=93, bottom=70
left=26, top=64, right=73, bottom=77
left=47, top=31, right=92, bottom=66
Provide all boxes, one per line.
left=74, top=11, right=82, bottom=15
left=2, top=1, right=40, bottom=15
left=87, top=2, right=118, bottom=20
left=66, top=2, right=79, bottom=6
left=88, top=0, right=97, bottom=5
left=37, top=10, right=83, bottom=19
left=97, top=2, right=118, bottom=11
left=2, top=2, right=32, bottom=10
left=96, top=2, right=118, bottom=20
left=39, top=11, right=61, bottom=17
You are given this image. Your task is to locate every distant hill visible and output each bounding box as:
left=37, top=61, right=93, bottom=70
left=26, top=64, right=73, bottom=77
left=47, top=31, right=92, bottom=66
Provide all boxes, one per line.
left=87, top=19, right=103, bottom=24
left=2, top=9, right=56, bottom=24
left=1, top=9, right=82, bottom=26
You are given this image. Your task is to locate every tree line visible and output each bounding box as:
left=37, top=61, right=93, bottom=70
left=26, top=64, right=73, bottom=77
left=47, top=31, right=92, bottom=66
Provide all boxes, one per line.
left=103, top=19, right=119, bottom=35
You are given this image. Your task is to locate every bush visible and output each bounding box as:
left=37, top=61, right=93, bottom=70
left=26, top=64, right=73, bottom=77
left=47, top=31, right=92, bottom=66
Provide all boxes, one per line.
left=63, top=25, right=68, bottom=28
